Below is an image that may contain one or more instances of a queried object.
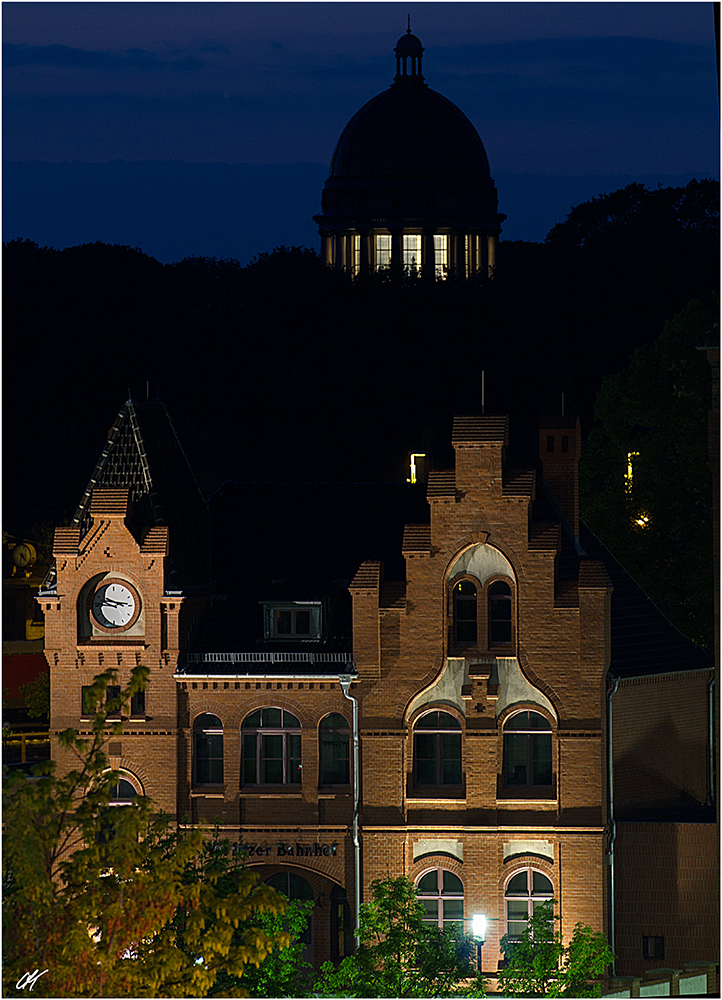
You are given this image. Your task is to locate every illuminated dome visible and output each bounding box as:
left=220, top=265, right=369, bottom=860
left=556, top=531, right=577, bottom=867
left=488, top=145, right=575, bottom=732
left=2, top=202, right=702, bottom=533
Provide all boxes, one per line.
left=314, top=30, right=505, bottom=279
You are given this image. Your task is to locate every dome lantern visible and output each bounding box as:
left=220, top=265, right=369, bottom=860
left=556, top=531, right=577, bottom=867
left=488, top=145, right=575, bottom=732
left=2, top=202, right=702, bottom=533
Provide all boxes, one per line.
left=314, top=31, right=506, bottom=280
left=394, top=27, right=424, bottom=83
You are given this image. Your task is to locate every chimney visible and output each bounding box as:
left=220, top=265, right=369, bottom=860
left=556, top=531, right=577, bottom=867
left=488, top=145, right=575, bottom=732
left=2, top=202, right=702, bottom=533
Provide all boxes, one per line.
left=539, top=418, right=581, bottom=549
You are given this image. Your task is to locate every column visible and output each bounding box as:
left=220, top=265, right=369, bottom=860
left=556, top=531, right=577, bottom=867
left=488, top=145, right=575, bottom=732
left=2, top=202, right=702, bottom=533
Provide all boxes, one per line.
left=451, top=232, right=465, bottom=278
left=335, top=233, right=347, bottom=271
left=322, top=233, right=334, bottom=268
left=359, top=229, right=371, bottom=274
left=421, top=230, right=435, bottom=279
left=479, top=233, right=489, bottom=278
left=487, top=235, right=497, bottom=278
left=391, top=229, right=403, bottom=279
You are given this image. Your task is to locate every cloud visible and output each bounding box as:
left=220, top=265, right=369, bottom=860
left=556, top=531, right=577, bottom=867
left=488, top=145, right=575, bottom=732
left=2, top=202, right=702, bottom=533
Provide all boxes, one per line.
left=430, top=35, right=713, bottom=85
left=3, top=41, right=206, bottom=72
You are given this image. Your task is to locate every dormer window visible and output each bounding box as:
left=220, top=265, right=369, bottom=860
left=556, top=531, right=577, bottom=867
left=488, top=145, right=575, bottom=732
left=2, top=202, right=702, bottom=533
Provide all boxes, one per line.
left=263, top=602, right=322, bottom=640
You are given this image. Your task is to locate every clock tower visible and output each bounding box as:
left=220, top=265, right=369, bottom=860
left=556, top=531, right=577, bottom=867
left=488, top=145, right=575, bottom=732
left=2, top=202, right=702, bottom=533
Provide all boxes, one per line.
left=40, top=398, right=210, bottom=818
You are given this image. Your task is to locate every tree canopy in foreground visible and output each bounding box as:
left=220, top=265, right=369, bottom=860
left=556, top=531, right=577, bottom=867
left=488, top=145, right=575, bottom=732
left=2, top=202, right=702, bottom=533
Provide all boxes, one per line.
left=2, top=667, right=292, bottom=998
left=499, top=900, right=615, bottom=997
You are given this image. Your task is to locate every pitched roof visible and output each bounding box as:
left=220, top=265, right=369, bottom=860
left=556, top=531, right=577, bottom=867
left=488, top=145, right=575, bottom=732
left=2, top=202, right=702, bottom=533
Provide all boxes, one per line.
left=73, top=398, right=210, bottom=590
left=578, top=521, right=712, bottom=679
left=183, top=480, right=430, bottom=669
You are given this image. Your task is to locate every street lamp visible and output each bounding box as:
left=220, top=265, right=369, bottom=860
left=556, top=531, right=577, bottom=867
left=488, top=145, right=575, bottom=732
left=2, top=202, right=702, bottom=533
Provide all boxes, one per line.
left=472, top=913, right=486, bottom=973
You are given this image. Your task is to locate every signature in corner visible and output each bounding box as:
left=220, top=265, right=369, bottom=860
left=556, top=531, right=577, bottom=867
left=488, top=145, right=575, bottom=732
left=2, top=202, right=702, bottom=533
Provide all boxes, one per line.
left=16, top=969, right=49, bottom=991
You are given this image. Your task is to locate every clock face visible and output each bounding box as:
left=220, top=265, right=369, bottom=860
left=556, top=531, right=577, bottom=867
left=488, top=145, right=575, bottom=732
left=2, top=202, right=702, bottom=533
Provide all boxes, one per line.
left=91, top=581, right=138, bottom=630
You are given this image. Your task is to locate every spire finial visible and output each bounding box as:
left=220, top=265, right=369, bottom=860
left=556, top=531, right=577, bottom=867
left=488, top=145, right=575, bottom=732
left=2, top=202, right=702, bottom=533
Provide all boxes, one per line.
left=407, top=14, right=411, bottom=33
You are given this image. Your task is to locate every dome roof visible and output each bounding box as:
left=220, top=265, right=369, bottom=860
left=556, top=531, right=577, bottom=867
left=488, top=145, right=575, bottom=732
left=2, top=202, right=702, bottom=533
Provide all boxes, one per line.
left=314, top=30, right=505, bottom=243
left=394, top=30, right=423, bottom=53
left=329, top=83, right=491, bottom=181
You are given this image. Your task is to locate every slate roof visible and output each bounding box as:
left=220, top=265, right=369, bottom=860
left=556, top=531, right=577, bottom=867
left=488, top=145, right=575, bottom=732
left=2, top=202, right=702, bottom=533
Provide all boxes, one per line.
left=44, top=398, right=210, bottom=593
left=181, top=481, right=430, bottom=674
left=578, top=521, right=713, bottom=679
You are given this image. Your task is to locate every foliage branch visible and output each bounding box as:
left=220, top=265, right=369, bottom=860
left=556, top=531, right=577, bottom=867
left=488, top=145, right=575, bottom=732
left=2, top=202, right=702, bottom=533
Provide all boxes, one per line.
left=3, top=667, right=291, bottom=998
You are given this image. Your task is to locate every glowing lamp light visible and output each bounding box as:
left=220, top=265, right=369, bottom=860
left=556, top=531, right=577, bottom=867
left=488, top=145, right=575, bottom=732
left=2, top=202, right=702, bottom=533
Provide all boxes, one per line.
left=406, top=453, right=426, bottom=484
left=472, top=913, right=487, bottom=942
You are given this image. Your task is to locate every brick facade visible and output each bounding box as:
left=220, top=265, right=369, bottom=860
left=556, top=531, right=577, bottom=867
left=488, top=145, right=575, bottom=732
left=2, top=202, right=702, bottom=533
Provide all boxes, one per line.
left=44, top=409, right=716, bottom=977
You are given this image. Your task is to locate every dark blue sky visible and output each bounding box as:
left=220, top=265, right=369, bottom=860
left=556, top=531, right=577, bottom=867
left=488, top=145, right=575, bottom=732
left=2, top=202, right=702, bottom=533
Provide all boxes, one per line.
left=3, top=2, right=719, bottom=259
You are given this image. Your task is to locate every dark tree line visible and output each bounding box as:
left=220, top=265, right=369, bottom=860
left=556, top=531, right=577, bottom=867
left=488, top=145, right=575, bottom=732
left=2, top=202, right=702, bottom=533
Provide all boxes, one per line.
left=4, top=179, right=718, bottom=547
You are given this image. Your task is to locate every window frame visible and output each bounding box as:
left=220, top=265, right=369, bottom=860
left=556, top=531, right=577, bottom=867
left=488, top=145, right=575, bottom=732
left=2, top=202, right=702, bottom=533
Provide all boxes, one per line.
left=416, top=867, right=465, bottom=931
left=448, top=572, right=516, bottom=654
left=502, top=710, right=553, bottom=790
left=193, top=712, right=224, bottom=786
left=413, top=709, right=463, bottom=788
left=504, top=867, right=554, bottom=943
left=319, top=713, right=351, bottom=787
left=262, top=602, right=322, bottom=641
left=242, top=707, right=302, bottom=786
left=375, top=233, right=392, bottom=270
left=402, top=233, right=422, bottom=272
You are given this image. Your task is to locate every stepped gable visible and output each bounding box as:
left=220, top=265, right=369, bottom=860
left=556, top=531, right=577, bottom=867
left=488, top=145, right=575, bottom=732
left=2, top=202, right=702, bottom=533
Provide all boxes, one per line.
left=72, top=397, right=210, bottom=591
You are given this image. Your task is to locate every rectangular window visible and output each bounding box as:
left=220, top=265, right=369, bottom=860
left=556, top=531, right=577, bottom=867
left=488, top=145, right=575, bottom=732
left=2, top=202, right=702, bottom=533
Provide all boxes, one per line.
left=81, top=686, right=96, bottom=717
left=130, top=688, right=146, bottom=717
left=643, top=936, right=665, bottom=960
left=195, top=732, right=223, bottom=784
left=402, top=234, right=421, bottom=271
left=353, top=234, right=361, bottom=275
left=106, top=685, right=121, bottom=718
left=433, top=234, right=448, bottom=278
left=375, top=234, right=391, bottom=269
left=265, top=603, right=321, bottom=640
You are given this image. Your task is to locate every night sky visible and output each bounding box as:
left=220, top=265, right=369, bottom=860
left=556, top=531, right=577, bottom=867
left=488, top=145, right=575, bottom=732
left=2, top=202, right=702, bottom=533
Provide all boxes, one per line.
left=3, top=2, right=719, bottom=261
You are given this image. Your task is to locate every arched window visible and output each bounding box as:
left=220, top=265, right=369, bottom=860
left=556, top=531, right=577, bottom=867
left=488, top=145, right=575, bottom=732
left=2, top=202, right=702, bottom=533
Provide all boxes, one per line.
left=453, top=581, right=477, bottom=644
left=319, top=713, right=350, bottom=785
left=108, top=776, right=138, bottom=804
left=489, top=581, right=512, bottom=645
left=267, top=872, right=314, bottom=958
left=98, top=771, right=142, bottom=844
left=414, top=710, right=462, bottom=786
left=242, top=708, right=301, bottom=785
left=503, top=711, right=552, bottom=788
left=194, top=713, right=223, bottom=785
left=416, top=869, right=464, bottom=930
left=505, top=868, right=553, bottom=941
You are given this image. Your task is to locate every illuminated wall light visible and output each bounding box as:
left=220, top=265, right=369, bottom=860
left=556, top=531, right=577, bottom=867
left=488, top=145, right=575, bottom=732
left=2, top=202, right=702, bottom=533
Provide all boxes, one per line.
left=407, top=453, right=426, bottom=484
left=625, top=452, right=639, bottom=494
left=634, top=513, right=651, bottom=529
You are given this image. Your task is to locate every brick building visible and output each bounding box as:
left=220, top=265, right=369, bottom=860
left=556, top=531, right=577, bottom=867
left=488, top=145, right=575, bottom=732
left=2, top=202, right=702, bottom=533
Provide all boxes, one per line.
left=40, top=398, right=717, bottom=983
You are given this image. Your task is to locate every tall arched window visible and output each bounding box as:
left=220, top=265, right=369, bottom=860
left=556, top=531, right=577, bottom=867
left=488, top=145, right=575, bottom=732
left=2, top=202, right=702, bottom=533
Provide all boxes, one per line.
left=505, top=869, right=553, bottom=941
left=453, top=580, right=477, bottom=644
left=414, top=710, right=462, bottom=786
left=319, top=713, right=350, bottom=785
left=416, top=869, right=464, bottom=930
left=488, top=581, right=512, bottom=645
left=193, top=713, right=224, bottom=785
left=503, top=711, right=552, bottom=788
left=242, top=708, right=301, bottom=785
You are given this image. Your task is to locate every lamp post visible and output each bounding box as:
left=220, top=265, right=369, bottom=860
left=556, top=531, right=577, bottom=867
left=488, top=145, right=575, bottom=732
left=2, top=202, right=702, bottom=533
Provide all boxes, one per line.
left=472, top=913, right=486, bottom=974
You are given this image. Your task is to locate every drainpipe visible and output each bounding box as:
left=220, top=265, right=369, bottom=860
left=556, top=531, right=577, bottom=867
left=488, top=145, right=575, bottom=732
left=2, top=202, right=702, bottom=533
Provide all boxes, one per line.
left=339, top=666, right=361, bottom=947
left=607, top=676, right=620, bottom=977
left=709, top=677, right=716, bottom=815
